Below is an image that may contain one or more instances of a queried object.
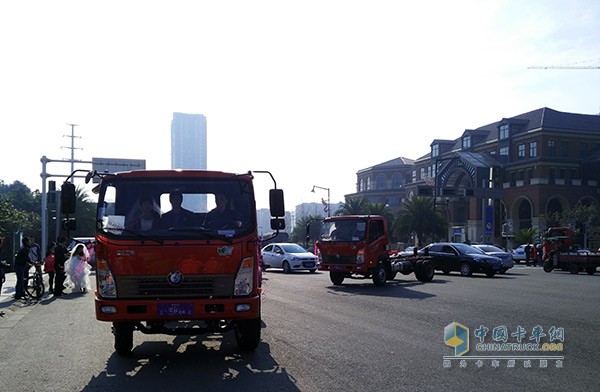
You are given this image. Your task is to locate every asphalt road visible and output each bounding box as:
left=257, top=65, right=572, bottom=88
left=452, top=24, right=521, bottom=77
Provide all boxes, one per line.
left=0, top=266, right=598, bottom=392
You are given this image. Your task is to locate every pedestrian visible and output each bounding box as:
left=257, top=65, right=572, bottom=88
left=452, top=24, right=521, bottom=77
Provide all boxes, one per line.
left=525, top=243, right=532, bottom=266
left=28, top=237, right=42, bottom=265
left=44, top=242, right=56, bottom=294
left=14, top=237, right=31, bottom=300
left=53, top=236, right=69, bottom=296
left=531, top=243, right=538, bottom=267
left=64, top=243, right=92, bottom=294
left=0, top=237, right=6, bottom=300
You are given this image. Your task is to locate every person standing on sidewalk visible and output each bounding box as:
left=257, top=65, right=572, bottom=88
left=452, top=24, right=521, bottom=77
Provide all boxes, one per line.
left=53, top=237, right=69, bottom=296
left=14, top=237, right=31, bottom=299
left=44, top=242, right=56, bottom=294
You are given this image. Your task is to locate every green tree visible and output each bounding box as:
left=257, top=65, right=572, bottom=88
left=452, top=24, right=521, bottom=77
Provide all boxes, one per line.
left=290, top=214, right=324, bottom=246
left=514, top=228, right=538, bottom=245
left=393, top=196, right=447, bottom=247
left=336, top=197, right=369, bottom=215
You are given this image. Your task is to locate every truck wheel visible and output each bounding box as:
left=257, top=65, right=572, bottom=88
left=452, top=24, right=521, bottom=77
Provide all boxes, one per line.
left=372, top=263, right=387, bottom=286
left=234, top=317, right=261, bottom=351
left=416, top=260, right=434, bottom=282
left=585, top=266, right=597, bottom=275
left=113, top=322, right=134, bottom=356
left=386, top=269, right=398, bottom=280
left=283, top=261, right=291, bottom=274
left=459, top=263, right=472, bottom=277
left=569, top=263, right=579, bottom=274
left=543, top=262, right=554, bottom=273
left=330, top=271, right=345, bottom=285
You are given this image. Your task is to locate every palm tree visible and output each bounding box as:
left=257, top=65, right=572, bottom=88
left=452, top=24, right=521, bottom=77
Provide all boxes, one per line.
left=336, top=197, right=369, bottom=215
left=393, top=196, right=447, bottom=247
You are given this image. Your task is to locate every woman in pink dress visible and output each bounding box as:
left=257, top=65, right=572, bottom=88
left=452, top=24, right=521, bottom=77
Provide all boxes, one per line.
left=64, top=243, right=92, bottom=294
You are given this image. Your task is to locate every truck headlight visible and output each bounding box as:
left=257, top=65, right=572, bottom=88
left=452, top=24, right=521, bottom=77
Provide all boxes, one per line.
left=234, top=257, right=254, bottom=296
left=96, top=259, right=117, bottom=298
left=356, top=249, right=365, bottom=264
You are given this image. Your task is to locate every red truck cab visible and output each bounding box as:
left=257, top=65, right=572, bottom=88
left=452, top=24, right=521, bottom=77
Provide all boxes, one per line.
left=61, top=169, right=285, bottom=355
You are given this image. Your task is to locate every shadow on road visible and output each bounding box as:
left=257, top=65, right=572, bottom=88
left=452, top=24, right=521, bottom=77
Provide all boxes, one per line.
left=325, top=277, right=440, bottom=300
left=81, top=334, right=300, bottom=392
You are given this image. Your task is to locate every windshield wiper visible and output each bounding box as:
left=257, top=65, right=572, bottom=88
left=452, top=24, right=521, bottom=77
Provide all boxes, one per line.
left=166, top=226, right=233, bottom=243
left=105, top=227, right=164, bottom=245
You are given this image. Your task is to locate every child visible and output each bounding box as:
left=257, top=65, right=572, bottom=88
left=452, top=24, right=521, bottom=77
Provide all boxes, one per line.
left=44, top=242, right=56, bottom=293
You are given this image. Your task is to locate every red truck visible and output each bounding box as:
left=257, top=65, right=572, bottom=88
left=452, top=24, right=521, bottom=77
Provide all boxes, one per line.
left=542, top=227, right=600, bottom=275
left=60, top=169, right=285, bottom=355
left=315, top=215, right=434, bottom=286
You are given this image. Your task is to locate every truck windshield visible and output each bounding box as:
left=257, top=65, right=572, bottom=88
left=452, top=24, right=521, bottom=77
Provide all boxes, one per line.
left=320, top=219, right=366, bottom=242
left=97, top=176, right=255, bottom=240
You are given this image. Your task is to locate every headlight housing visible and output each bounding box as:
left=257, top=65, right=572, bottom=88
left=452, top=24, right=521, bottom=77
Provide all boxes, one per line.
left=234, top=257, right=254, bottom=296
left=96, top=259, right=117, bottom=298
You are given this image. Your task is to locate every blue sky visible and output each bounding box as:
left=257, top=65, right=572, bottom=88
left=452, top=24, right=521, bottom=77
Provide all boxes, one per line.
left=1, top=0, right=600, bottom=209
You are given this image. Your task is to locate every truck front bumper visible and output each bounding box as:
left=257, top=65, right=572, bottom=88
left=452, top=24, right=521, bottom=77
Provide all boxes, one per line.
left=95, top=294, right=260, bottom=322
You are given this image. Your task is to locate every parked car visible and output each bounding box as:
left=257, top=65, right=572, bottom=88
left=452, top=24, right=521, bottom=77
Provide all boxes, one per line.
left=261, top=243, right=319, bottom=273
left=420, top=242, right=502, bottom=277
left=396, top=246, right=417, bottom=257
left=512, top=244, right=534, bottom=263
left=472, top=244, right=514, bottom=273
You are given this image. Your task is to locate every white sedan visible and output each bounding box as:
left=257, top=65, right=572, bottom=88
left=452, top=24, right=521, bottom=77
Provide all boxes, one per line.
left=261, top=243, right=319, bottom=273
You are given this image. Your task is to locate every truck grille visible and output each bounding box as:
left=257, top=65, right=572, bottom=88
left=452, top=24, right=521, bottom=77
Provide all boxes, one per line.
left=321, top=254, right=356, bottom=264
left=116, top=275, right=234, bottom=298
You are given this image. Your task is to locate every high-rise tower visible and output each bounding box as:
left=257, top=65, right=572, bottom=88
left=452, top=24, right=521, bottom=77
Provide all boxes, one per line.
left=171, top=112, right=207, bottom=170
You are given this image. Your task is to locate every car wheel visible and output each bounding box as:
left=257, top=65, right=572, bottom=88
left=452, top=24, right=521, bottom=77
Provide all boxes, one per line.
left=309, top=269, right=317, bottom=273
left=586, top=266, right=597, bottom=275
left=372, top=263, right=387, bottom=286
left=485, top=271, right=496, bottom=278
left=282, top=261, right=291, bottom=274
left=416, top=260, right=434, bottom=282
left=234, top=317, right=261, bottom=351
left=543, top=262, right=554, bottom=273
left=460, top=263, right=472, bottom=277
left=569, top=263, right=579, bottom=274
left=330, top=271, right=345, bottom=285
left=441, top=269, right=451, bottom=275
left=113, top=322, right=134, bottom=356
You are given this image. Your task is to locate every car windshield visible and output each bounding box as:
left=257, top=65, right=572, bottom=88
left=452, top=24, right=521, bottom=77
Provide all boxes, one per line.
left=320, top=219, right=367, bottom=242
left=281, top=244, right=308, bottom=253
left=477, top=245, right=504, bottom=253
left=97, top=175, right=255, bottom=240
left=453, top=243, right=486, bottom=255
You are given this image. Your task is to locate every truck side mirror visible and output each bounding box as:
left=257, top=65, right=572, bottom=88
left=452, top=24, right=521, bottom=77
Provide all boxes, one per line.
left=61, top=182, right=77, bottom=214
left=269, top=189, right=285, bottom=217
left=271, top=218, right=285, bottom=230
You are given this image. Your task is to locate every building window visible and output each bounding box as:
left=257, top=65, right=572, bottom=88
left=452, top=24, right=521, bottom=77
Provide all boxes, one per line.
left=388, top=196, right=400, bottom=206
left=547, top=140, right=556, bottom=157
left=359, top=179, right=364, bottom=192
left=376, top=174, right=386, bottom=190
left=499, top=146, right=509, bottom=156
left=581, top=142, right=589, bottom=155
left=366, top=177, right=372, bottom=191
left=412, top=170, right=416, bottom=183
left=391, top=174, right=403, bottom=188
left=517, top=144, right=525, bottom=158
left=529, top=142, right=537, bottom=157
left=462, top=135, right=471, bottom=149
left=499, top=124, right=509, bottom=140
left=559, top=141, right=569, bottom=157
left=420, top=167, right=425, bottom=180
left=432, top=144, right=439, bottom=157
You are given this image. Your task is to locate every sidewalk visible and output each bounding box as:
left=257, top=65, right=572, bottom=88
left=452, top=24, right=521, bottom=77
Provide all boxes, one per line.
left=1, top=271, right=18, bottom=304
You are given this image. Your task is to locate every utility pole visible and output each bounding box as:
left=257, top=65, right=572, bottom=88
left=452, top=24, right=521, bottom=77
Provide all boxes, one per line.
left=62, top=123, right=82, bottom=182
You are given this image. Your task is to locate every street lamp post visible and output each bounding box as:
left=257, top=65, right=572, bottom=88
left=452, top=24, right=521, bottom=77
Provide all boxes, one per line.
left=311, top=185, right=330, bottom=217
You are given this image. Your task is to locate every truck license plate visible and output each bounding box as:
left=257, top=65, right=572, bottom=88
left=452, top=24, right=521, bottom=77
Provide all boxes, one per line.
left=157, top=303, right=194, bottom=317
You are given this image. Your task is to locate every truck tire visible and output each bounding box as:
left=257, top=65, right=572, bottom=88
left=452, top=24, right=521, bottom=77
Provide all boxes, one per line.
left=569, top=263, right=579, bottom=274
left=113, top=322, right=134, bottom=356
left=330, top=271, right=345, bottom=285
left=234, top=317, right=261, bottom=351
left=586, top=266, right=597, bottom=275
left=415, top=260, right=434, bottom=282
left=543, top=262, right=554, bottom=273
left=372, top=263, right=387, bottom=286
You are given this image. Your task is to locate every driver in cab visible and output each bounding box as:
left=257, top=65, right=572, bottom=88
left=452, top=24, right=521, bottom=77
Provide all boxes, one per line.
left=203, top=193, right=242, bottom=230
